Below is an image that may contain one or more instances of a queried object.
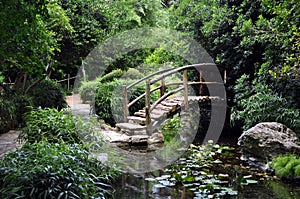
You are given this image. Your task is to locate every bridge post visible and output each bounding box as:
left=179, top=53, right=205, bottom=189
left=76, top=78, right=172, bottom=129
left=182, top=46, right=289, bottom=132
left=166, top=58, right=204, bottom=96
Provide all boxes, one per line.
left=160, top=78, right=165, bottom=97
left=145, top=80, right=152, bottom=135
left=122, top=85, right=128, bottom=122
left=183, top=69, right=189, bottom=111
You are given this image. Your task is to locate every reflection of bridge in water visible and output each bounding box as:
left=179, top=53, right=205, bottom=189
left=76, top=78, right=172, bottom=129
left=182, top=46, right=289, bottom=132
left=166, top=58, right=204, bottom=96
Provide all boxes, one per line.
left=116, top=63, right=227, bottom=138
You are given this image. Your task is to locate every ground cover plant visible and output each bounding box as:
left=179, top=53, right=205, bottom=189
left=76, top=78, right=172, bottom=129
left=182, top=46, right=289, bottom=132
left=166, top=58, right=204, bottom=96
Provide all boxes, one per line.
left=272, top=154, right=300, bottom=180
left=0, top=141, right=116, bottom=199
left=21, top=108, right=81, bottom=144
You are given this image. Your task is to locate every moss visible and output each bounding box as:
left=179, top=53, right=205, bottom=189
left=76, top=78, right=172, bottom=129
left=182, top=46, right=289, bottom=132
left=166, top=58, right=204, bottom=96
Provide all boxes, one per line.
left=272, top=154, right=300, bottom=179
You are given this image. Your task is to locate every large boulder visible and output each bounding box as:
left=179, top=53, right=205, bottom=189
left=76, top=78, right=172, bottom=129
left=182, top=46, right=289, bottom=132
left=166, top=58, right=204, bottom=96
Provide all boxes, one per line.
left=238, top=122, right=300, bottom=165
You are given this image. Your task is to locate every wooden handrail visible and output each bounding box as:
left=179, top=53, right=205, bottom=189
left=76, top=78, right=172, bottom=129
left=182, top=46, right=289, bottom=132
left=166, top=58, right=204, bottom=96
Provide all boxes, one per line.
left=150, top=63, right=216, bottom=85
left=150, top=86, right=184, bottom=112
left=127, top=68, right=173, bottom=90
left=127, top=81, right=223, bottom=108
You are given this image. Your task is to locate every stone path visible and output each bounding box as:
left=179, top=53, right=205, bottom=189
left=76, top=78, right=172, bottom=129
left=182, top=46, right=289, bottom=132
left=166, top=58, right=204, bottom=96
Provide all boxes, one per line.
left=67, top=94, right=154, bottom=146
left=0, top=130, right=22, bottom=159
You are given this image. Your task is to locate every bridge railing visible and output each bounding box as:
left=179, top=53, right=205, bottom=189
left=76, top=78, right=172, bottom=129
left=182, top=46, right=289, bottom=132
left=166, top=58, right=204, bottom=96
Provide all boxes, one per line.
left=122, top=63, right=226, bottom=133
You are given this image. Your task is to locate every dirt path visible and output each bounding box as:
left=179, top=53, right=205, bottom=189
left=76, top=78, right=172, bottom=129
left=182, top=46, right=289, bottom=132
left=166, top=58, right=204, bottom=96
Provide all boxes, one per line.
left=0, top=130, right=22, bottom=159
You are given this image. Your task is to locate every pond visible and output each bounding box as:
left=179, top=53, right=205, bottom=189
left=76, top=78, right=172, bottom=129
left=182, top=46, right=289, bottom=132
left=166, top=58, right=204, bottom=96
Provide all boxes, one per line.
left=113, top=142, right=300, bottom=199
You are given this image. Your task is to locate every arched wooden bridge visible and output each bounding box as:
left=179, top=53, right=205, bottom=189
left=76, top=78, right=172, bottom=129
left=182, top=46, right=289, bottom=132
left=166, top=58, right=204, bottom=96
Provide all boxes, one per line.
left=116, top=63, right=227, bottom=136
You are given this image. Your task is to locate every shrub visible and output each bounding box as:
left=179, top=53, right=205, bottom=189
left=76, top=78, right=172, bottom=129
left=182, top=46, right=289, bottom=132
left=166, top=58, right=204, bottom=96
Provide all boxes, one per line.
left=28, top=79, right=67, bottom=110
left=232, top=80, right=300, bottom=133
left=0, top=95, right=16, bottom=134
left=271, top=154, right=300, bottom=179
left=14, top=94, right=33, bottom=128
left=95, top=80, right=121, bottom=126
left=0, top=90, right=33, bottom=133
left=95, top=79, right=145, bottom=126
left=78, top=80, right=98, bottom=103
left=0, top=141, right=115, bottom=199
left=21, top=108, right=81, bottom=144
left=122, top=68, right=143, bottom=80
left=99, top=69, right=124, bottom=83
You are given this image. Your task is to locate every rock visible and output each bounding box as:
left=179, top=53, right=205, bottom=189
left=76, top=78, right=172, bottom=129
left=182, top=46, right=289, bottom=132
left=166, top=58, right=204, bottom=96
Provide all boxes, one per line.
left=238, top=122, right=300, bottom=165
left=148, top=132, right=164, bottom=144
left=116, top=123, right=147, bottom=135
left=130, top=135, right=149, bottom=145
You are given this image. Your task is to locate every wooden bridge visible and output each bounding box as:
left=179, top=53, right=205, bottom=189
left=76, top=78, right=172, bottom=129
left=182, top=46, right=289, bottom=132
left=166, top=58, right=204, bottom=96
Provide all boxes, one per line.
left=116, top=63, right=226, bottom=136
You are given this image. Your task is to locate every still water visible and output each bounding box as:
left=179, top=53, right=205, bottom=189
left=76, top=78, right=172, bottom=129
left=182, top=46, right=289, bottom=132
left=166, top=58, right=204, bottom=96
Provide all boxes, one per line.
left=113, top=144, right=300, bottom=199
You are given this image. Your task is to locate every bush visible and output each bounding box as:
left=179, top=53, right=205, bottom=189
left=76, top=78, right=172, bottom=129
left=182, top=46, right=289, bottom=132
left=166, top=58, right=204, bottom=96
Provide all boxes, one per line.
left=78, top=80, right=98, bottom=103
left=0, top=90, right=33, bottom=133
left=14, top=94, right=33, bottom=128
left=28, top=79, right=67, bottom=110
left=0, top=95, right=16, bottom=134
left=0, top=141, right=115, bottom=199
left=232, top=79, right=300, bottom=133
left=95, top=79, right=146, bottom=126
left=271, top=154, right=300, bottom=179
left=122, top=68, right=143, bottom=80
left=99, top=69, right=124, bottom=83
left=22, top=108, right=81, bottom=144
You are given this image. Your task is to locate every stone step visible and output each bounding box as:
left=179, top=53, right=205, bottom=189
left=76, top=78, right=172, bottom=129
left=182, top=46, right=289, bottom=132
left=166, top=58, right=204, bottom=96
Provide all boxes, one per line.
left=127, top=116, right=146, bottom=125
left=133, top=112, right=164, bottom=120
left=155, top=104, right=174, bottom=111
left=160, top=101, right=180, bottom=107
left=116, top=123, right=147, bottom=135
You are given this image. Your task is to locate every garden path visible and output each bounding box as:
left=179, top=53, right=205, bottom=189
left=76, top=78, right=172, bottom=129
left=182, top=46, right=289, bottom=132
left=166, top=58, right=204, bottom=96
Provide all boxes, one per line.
left=0, top=130, right=22, bottom=159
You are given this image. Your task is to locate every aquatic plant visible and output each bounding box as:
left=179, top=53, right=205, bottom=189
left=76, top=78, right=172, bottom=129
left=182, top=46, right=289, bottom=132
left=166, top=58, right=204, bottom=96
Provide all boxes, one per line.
left=145, top=141, right=259, bottom=198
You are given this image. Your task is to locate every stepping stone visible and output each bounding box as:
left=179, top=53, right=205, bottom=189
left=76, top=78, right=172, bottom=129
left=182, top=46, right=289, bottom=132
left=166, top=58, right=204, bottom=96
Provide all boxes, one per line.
left=127, top=116, right=146, bottom=125
left=129, top=135, right=149, bottom=145
left=116, top=123, right=147, bottom=135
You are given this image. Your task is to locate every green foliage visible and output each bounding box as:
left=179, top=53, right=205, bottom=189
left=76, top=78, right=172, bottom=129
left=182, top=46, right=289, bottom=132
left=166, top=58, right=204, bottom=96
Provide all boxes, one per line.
left=78, top=80, right=98, bottom=103
left=28, top=79, right=67, bottom=110
left=169, top=0, right=300, bottom=114
left=99, top=69, right=124, bottom=83
left=95, top=79, right=145, bottom=126
left=0, top=141, right=115, bottom=199
left=0, top=0, right=73, bottom=89
left=232, top=80, right=300, bottom=132
left=122, top=68, right=144, bottom=80
left=95, top=80, right=121, bottom=126
left=110, top=0, right=166, bottom=30
left=160, top=114, right=183, bottom=144
left=22, top=108, right=81, bottom=144
left=0, top=72, right=3, bottom=83
left=0, top=95, right=16, bottom=134
left=0, top=89, right=33, bottom=133
left=55, top=0, right=111, bottom=80
left=271, top=154, right=300, bottom=179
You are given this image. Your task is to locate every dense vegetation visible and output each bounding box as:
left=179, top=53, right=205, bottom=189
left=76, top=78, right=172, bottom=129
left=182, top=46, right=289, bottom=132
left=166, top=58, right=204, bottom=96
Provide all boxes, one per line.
left=0, top=108, right=118, bottom=198
left=0, top=0, right=299, bottom=197
left=1, top=0, right=299, bottom=134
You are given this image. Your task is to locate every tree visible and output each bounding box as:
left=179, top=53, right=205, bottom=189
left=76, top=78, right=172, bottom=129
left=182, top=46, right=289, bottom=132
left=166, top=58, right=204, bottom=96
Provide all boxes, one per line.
left=169, top=0, right=300, bottom=131
left=0, top=0, right=72, bottom=93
